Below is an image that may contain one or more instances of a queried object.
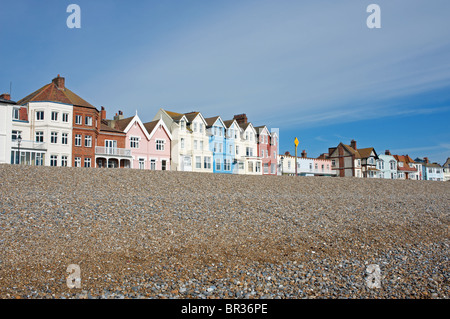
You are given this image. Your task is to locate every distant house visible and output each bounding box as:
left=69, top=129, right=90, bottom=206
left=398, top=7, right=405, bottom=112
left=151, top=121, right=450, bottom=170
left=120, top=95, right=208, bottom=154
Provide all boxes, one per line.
left=414, top=157, right=444, bottom=181
left=255, top=125, right=278, bottom=175
left=443, top=158, right=450, bottom=181
left=326, top=140, right=380, bottom=178
left=376, top=150, right=397, bottom=179
left=393, top=155, right=419, bottom=180
left=278, top=150, right=335, bottom=177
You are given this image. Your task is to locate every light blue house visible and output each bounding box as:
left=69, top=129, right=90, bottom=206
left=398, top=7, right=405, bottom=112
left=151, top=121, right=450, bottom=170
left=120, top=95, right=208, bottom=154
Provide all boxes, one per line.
left=415, top=157, right=444, bottom=181
left=205, top=116, right=235, bottom=174
left=376, top=150, right=397, bottom=179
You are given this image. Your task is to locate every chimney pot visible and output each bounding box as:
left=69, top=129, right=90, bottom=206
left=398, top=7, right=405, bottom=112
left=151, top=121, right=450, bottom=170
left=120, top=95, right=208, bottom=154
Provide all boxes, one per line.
left=52, top=75, right=65, bottom=90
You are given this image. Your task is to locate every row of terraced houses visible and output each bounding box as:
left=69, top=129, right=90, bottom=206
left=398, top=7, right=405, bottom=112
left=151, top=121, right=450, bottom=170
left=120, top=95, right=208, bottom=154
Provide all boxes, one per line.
left=1, top=76, right=448, bottom=181
left=0, top=75, right=281, bottom=175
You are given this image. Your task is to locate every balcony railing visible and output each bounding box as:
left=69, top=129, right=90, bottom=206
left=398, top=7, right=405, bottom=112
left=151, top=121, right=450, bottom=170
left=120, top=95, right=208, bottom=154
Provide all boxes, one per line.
left=95, top=146, right=132, bottom=157
left=12, top=140, right=46, bottom=150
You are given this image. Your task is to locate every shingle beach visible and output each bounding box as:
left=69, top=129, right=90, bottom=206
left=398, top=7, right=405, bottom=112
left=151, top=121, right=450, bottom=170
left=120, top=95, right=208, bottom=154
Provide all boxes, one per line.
left=0, top=165, right=448, bottom=299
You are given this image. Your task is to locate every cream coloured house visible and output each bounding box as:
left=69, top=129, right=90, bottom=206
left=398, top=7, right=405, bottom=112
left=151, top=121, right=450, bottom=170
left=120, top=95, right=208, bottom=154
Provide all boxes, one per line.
left=153, top=109, right=213, bottom=173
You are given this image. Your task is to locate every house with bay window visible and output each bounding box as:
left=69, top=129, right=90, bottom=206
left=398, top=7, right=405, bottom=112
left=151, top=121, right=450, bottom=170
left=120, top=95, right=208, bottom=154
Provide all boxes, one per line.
left=205, top=116, right=234, bottom=174
left=15, top=76, right=74, bottom=167
left=376, top=150, right=398, bottom=179
left=153, top=109, right=212, bottom=173
left=233, top=114, right=262, bottom=175
left=255, top=125, right=278, bottom=175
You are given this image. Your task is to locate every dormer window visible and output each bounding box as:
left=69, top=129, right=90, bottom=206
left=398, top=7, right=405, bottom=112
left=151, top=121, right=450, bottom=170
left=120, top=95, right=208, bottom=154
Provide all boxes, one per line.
left=180, top=120, right=185, bottom=131
left=12, top=108, right=20, bottom=120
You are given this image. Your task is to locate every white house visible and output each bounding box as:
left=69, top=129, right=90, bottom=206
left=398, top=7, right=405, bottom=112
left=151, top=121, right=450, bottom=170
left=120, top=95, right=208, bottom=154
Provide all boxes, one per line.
left=376, top=151, right=398, bottom=179
left=153, top=109, right=213, bottom=173
left=236, top=120, right=262, bottom=175
left=0, top=94, right=15, bottom=164
left=15, top=101, right=73, bottom=167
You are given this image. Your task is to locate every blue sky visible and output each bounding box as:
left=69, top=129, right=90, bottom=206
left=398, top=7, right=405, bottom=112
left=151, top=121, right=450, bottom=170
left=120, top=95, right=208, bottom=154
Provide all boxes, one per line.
left=1, top=0, right=449, bottom=163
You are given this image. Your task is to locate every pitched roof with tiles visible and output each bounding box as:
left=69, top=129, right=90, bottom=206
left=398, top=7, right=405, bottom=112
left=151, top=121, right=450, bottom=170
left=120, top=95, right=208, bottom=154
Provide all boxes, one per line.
left=100, top=123, right=126, bottom=134
left=113, top=116, right=134, bottom=132
left=393, top=155, right=418, bottom=172
left=341, top=144, right=361, bottom=158
left=143, top=120, right=159, bottom=135
left=164, top=110, right=185, bottom=121
left=17, top=76, right=96, bottom=109
left=357, top=147, right=377, bottom=159
left=205, top=116, right=221, bottom=128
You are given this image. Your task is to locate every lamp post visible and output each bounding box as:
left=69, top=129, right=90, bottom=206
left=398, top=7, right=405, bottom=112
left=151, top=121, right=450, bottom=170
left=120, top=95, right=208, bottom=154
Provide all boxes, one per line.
left=17, top=134, right=22, bottom=165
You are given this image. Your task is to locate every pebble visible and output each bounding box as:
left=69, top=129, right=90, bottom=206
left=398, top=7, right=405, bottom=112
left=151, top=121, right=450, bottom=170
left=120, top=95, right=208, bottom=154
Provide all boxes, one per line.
left=0, top=164, right=448, bottom=299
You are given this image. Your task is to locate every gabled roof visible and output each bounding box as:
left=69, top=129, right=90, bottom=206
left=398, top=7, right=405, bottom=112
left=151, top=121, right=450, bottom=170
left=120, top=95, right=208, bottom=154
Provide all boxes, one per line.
left=341, top=144, right=361, bottom=159
left=164, top=110, right=186, bottom=121
left=358, top=147, right=378, bottom=159
left=393, top=154, right=418, bottom=172
left=254, top=125, right=270, bottom=136
left=204, top=116, right=225, bottom=128
left=113, top=116, right=134, bottom=132
left=143, top=118, right=173, bottom=141
left=184, top=111, right=203, bottom=123
left=17, top=76, right=96, bottom=109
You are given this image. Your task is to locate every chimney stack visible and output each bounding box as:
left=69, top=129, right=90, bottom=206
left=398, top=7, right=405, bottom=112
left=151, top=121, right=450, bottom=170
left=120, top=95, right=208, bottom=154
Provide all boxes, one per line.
left=301, top=150, right=307, bottom=158
left=101, top=106, right=106, bottom=121
left=0, top=93, right=11, bottom=101
left=114, top=110, right=124, bottom=121
left=424, top=157, right=429, bottom=164
left=350, top=139, right=357, bottom=150
left=52, top=74, right=65, bottom=90
left=385, top=150, right=391, bottom=155
left=284, top=151, right=291, bottom=156
left=233, top=114, right=248, bottom=124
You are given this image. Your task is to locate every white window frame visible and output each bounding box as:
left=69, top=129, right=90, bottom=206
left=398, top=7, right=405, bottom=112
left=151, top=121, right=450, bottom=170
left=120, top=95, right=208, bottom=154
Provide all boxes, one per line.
left=156, top=139, right=165, bottom=151
left=62, top=132, right=69, bottom=145
left=36, top=111, right=44, bottom=121
left=50, top=132, right=58, bottom=144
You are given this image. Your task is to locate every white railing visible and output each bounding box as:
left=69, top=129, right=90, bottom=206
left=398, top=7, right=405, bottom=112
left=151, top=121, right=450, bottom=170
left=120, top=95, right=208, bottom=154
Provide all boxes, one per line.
left=12, top=140, right=46, bottom=150
left=95, top=146, right=132, bottom=157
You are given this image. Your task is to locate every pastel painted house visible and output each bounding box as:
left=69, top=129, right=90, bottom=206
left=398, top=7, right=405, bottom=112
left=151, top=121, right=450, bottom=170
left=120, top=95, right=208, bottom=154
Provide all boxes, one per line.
left=393, top=155, right=419, bottom=180
left=107, top=111, right=172, bottom=170
left=255, top=125, right=278, bottom=175
left=443, top=158, right=450, bottom=182
left=414, top=157, right=444, bottom=181
left=278, top=150, right=335, bottom=176
left=153, top=109, right=213, bottom=173
left=376, top=150, right=398, bottom=179
left=205, top=116, right=235, bottom=174
left=233, top=114, right=262, bottom=175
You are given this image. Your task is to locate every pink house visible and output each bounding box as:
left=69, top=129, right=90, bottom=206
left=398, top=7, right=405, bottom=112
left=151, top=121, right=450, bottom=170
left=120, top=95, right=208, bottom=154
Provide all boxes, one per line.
left=109, top=113, right=172, bottom=170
